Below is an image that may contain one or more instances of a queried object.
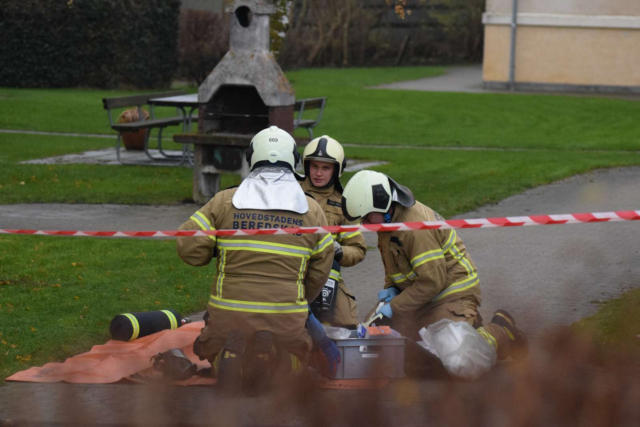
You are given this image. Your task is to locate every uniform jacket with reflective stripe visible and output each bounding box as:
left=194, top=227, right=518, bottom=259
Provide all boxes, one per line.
left=301, top=179, right=367, bottom=268
left=176, top=187, right=334, bottom=353
left=380, top=202, right=482, bottom=319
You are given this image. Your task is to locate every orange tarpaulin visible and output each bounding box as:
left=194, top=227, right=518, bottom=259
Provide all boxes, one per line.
left=6, top=321, right=392, bottom=389
left=6, top=321, right=214, bottom=386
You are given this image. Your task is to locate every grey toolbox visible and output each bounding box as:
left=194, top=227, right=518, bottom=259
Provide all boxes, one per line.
left=332, top=331, right=406, bottom=379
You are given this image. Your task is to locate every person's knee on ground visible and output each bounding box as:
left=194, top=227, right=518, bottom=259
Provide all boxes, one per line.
left=213, top=330, right=308, bottom=396
left=214, top=330, right=247, bottom=395
left=242, top=330, right=277, bottom=396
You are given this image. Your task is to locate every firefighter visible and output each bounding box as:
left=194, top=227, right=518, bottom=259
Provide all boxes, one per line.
left=300, top=136, right=366, bottom=328
left=341, top=170, right=529, bottom=363
left=177, top=126, right=337, bottom=395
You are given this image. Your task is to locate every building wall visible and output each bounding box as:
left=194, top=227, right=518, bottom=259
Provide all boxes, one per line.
left=487, top=0, right=640, bottom=16
left=483, top=0, right=640, bottom=89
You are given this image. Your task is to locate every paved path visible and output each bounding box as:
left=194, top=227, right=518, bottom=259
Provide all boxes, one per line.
left=1, top=167, right=639, bottom=425
left=373, top=65, right=487, bottom=93
left=371, top=65, right=640, bottom=101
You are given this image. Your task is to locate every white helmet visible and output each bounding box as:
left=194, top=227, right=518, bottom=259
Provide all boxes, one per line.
left=341, top=170, right=415, bottom=221
left=245, top=126, right=300, bottom=172
left=302, top=135, right=346, bottom=177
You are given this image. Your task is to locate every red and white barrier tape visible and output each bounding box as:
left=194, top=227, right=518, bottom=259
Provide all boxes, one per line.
left=1, top=211, right=639, bottom=238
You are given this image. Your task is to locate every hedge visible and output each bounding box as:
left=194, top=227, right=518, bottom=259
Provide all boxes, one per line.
left=0, top=0, right=180, bottom=89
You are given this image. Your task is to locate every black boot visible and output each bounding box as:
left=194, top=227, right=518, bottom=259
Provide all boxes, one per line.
left=216, top=330, right=246, bottom=395
left=491, top=310, right=529, bottom=361
left=243, top=331, right=275, bottom=397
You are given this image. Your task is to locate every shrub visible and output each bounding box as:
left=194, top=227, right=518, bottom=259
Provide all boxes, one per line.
left=0, top=0, right=180, bottom=89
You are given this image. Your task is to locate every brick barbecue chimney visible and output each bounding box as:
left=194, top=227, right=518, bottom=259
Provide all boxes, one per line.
left=198, top=0, right=295, bottom=135
left=178, top=0, right=298, bottom=203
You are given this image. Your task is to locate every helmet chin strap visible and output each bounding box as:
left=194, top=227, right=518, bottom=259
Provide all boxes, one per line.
left=383, top=205, right=395, bottom=223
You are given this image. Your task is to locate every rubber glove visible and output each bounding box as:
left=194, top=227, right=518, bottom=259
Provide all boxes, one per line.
left=306, top=311, right=341, bottom=378
left=306, top=310, right=327, bottom=343
left=377, top=287, right=400, bottom=303
left=376, top=303, right=393, bottom=319
left=333, top=241, right=343, bottom=263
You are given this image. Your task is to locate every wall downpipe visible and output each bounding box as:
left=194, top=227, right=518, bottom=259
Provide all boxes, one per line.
left=508, top=0, right=519, bottom=91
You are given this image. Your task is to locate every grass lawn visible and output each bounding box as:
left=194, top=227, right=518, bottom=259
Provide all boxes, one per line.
left=3, top=66, right=640, bottom=150
left=0, top=133, right=239, bottom=205
left=1, top=66, right=639, bottom=381
left=0, top=236, right=213, bottom=381
left=2, top=133, right=640, bottom=210
left=572, top=288, right=640, bottom=358
left=0, top=87, right=198, bottom=136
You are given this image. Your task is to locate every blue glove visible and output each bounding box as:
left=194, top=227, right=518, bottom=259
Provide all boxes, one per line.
left=306, top=311, right=326, bottom=343
left=306, top=311, right=341, bottom=378
left=377, top=287, right=400, bottom=303
left=376, top=303, right=393, bottom=319
left=312, top=335, right=341, bottom=378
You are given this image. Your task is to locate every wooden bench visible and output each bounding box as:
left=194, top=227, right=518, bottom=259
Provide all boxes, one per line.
left=102, top=91, right=190, bottom=165
left=293, top=97, right=326, bottom=139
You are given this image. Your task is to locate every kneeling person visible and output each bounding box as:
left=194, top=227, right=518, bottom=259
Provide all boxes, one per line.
left=341, top=170, right=529, bottom=364
left=177, top=127, right=334, bottom=395
left=301, top=136, right=367, bottom=328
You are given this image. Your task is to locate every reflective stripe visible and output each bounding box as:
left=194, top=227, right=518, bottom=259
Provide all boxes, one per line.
left=329, top=269, right=341, bottom=281
left=494, top=312, right=515, bottom=327
left=160, top=310, right=178, bottom=330
left=435, top=228, right=478, bottom=301
left=390, top=272, right=407, bottom=284
left=122, top=313, right=140, bottom=341
left=291, top=353, right=303, bottom=374
left=442, top=229, right=457, bottom=253
left=337, top=231, right=361, bottom=242
left=449, top=243, right=474, bottom=276
left=219, top=239, right=312, bottom=258
left=410, top=249, right=444, bottom=269
left=477, top=327, right=498, bottom=350
left=502, top=326, right=515, bottom=341
left=209, top=295, right=308, bottom=314
left=312, top=234, right=333, bottom=255
left=215, top=239, right=316, bottom=300
left=217, top=248, right=226, bottom=297
left=213, top=351, right=221, bottom=375
left=389, top=269, right=417, bottom=284
left=431, top=274, right=479, bottom=302
left=190, top=211, right=216, bottom=242
left=297, top=256, right=307, bottom=301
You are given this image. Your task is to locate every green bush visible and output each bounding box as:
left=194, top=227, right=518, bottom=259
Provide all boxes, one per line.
left=0, top=0, right=180, bottom=89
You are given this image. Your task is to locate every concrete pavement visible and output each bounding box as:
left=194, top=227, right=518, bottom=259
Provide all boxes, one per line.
left=372, top=65, right=487, bottom=93
left=371, top=65, right=640, bottom=100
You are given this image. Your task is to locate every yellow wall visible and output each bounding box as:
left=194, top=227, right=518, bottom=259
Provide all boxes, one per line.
left=483, top=25, right=640, bottom=86
left=483, top=26, right=511, bottom=82
left=487, top=0, right=640, bottom=16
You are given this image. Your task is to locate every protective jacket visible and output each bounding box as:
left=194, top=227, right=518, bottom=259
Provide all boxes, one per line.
left=177, top=187, right=334, bottom=360
left=379, top=201, right=482, bottom=324
left=301, top=179, right=366, bottom=326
